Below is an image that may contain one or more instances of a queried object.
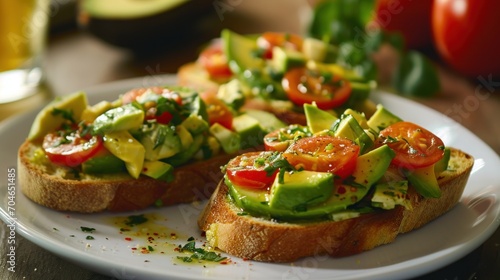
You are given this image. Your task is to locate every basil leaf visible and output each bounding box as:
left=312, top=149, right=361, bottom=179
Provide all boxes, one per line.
left=392, top=51, right=440, bottom=98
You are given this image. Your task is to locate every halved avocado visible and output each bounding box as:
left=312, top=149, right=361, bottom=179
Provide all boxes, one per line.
left=80, top=0, right=213, bottom=50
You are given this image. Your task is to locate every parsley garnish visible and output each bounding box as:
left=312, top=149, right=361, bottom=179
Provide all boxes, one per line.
left=80, top=226, right=95, bottom=233
left=177, top=237, right=227, bottom=263
left=124, top=214, right=148, bottom=227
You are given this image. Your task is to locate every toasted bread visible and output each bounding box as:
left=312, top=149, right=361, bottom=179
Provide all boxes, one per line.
left=197, top=148, right=474, bottom=262
left=18, top=140, right=240, bottom=213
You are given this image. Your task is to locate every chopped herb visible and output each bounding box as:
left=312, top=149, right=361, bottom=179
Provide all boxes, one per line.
left=53, top=228, right=58, bottom=231
left=51, top=108, right=76, bottom=124
left=80, top=226, right=96, bottom=233
left=154, top=199, right=163, bottom=207
left=86, top=236, right=94, bottom=240
left=178, top=237, right=227, bottom=263
left=124, top=214, right=148, bottom=227
left=148, top=246, right=154, bottom=252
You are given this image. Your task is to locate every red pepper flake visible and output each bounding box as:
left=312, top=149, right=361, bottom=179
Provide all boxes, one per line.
left=131, top=247, right=137, bottom=250
left=125, top=237, right=132, bottom=241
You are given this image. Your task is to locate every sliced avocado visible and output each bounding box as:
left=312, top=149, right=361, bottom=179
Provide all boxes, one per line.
left=209, top=123, right=240, bottom=154
left=93, top=103, right=144, bottom=134
left=195, top=135, right=221, bottom=160
left=404, top=165, right=442, bottom=198
left=180, top=114, right=209, bottom=135
left=216, top=79, right=246, bottom=110
left=81, top=153, right=126, bottom=174
left=28, top=91, right=88, bottom=141
left=434, top=147, right=451, bottom=174
left=271, top=46, right=306, bottom=74
left=182, top=94, right=208, bottom=123
left=141, top=160, right=174, bottom=182
left=269, top=170, right=334, bottom=211
left=165, top=134, right=204, bottom=166
left=350, top=144, right=396, bottom=189
left=304, top=103, right=338, bottom=134
left=82, top=0, right=187, bottom=19
left=367, top=104, right=402, bottom=134
left=139, top=123, right=182, bottom=161
left=371, top=180, right=411, bottom=210
left=176, top=124, right=194, bottom=150
left=302, top=37, right=337, bottom=62
left=103, top=131, right=145, bottom=179
left=342, top=108, right=368, bottom=129
left=80, top=100, right=114, bottom=123
left=332, top=114, right=373, bottom=154
left=242, top=109, right=286, bottom=133
left=221, top=29, right=264, bottom=74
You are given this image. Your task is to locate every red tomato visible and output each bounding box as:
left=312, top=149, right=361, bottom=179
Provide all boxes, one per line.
left=263, top=124, right=311, bottom=152
left=226, top=151, right=279, bottom=190
left=432, top=0, right=500, bottom=77
left=373, top=0, right=433, bottom=49
left=43, top=130, right=104, bottom=167
left=282, top=67, right=352, bottom=110
left=198, top=40, right=233, bottom=79
left=200, top=91, right=233, bottom=130
left=377, top=122, right=444, bottom=169
left=256, top=32, right=303, bottom=59
left=282, top=135, right=359, bottom=179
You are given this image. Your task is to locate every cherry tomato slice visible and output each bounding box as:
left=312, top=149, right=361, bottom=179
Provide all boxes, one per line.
left=377, top=122, right=445, bottom=169
left=226, top=151, right=279, bottom=190
left=263, top=124, right=311, bottom=152
left=198, top=40, right=233, bottom=79
left=256, top=32, right=303, bottom=59
left=282, top=135, right=359, bottom=179
left=43, top=131, right=104, bottom=167
left=282, top=67, right=352, bottom=110
left=200, top=91, right=233, bottom=130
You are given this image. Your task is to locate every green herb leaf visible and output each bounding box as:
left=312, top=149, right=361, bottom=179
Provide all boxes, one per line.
left=124, top=214, right=148, bottom=227
left=80, top=226, right=96, bottom=233
left=392, top=51, right=440, bottom=98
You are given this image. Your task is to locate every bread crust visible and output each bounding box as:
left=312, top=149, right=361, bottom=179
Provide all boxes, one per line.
left=197, top=148, right=474, bottom=262
left=18, top=140, right=240, bottom=213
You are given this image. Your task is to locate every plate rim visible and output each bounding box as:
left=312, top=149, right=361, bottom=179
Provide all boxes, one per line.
left=1, top=74, right=499, bottom=280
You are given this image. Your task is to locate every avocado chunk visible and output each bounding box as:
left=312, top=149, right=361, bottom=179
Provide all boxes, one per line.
left=302, top=37, right=334, bottom=62
left=103, top=131, right=145, bottom=179
left=304, top=103, right=338, bottom=134
left=350, top=144, right=396, bottom=189
left=28, top=91, right=88, bottom=141
left=232, top=114, right=265, bottom=149
left=165, top=134, right=204, bottom=167
left=209, top=123, right=240, bottom=154
left=271, top=46, right=306, bottom=74
left=81, top=153, right=126, bottom=174
left=269, top=170, right=334, bottom=211
left=434, top=147, right=451, bottom=174
left=93, top=103, right=144, bottom=134
left=176, top=124, right=194, bottom=150
left=221, top=29, right=264, bottom=74
left=367, top=104, right=402, bottom=133
left=404, top=165, right=442, bottom=198
left=371, top=180, right=411, bottom=210
left=181, top=114, right=209, bottom=135
left=80, top=100, right=114, bottom=123
left=332, top=114, right=373, bottom=154
left=242, top=109, right=286, bottom=133
left=82, top=0, right=187, bottom=19
left=141, top=160, right=174, bottom=182
left=139, top=123, right=182, bottom=161
left=217, top=79, right=246, bottom=110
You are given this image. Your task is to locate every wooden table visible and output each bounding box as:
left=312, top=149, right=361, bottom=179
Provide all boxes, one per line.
left=1, top=1, right=499, bottom=279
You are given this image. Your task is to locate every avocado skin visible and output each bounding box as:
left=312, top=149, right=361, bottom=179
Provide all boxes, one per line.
left=81, top=0, right=214, bottom=51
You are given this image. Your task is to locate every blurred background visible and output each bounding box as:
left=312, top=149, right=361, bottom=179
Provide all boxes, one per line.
left=0, top=0, right=499, bottom=279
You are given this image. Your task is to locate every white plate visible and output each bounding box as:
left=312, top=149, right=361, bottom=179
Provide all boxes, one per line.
left=1, top=75, right=499, bottom=280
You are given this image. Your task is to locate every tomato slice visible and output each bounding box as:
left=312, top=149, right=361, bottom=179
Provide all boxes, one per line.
left=256, top=32, right=303, bottom=59
left=377, top=122, right=445, bottom=169
left=198, top=40, right=233, bottom=79
left=226, top=151, right=280, bottom=190
left=200, top=91, right=233, bottom=130
left=282, top=135, right=359, bottom=179
left=43, top=130, right=104, bottom=167
left=282, top=67, right=352, bottom=110
left=263, top=124, right=311, bottom=152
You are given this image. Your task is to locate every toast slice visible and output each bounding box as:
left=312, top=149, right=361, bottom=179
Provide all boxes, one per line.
left=18, top=140, right=236, bottom=213
left=197, top=148, right=474, bottom=262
